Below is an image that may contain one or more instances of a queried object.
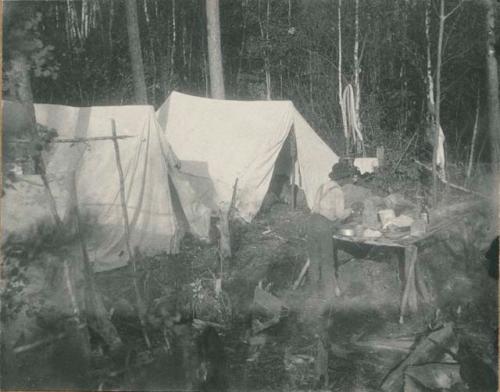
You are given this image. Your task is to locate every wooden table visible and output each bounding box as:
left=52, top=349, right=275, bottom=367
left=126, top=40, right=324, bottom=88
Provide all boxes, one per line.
left=332, top=224, right=451, bottom=324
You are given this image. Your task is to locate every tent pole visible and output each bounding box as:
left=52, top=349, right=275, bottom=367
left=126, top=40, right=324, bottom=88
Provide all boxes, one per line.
left=290, top=130, right=297, bottom=210
left=40, top=168, right=63, bottom=227
left=70, top=171, right=123, bottom=352
left=110, top=119, right=151, bottom=349
left=111, top=120, right=134, bottom=260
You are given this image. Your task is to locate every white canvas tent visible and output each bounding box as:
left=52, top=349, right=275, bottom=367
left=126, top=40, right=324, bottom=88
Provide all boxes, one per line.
left=157, top=91, right=340, bottom=239
left=3, top=95, right=339, bottom=270
left=30, top=104, right=183, bottom=271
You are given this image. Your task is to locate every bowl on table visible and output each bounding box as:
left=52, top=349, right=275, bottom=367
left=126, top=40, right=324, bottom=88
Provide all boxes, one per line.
left=339, top=228, right=355, bottom=237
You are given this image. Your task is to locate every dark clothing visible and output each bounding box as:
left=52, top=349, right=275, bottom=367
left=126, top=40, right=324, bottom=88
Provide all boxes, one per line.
left=485, top=236, right=499, bottom=280
left=306, top=213, right=339, bottom=291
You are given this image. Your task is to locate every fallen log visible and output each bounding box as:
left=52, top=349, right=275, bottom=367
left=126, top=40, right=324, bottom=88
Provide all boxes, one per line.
left=381, top=323, right=455, bottom=392
left=193, top=318, right=228, bottom=331
left=13, top=323, right=88, bottom=354
left=352, top=337, right=414, bottom=354
left=414, top=159, right=489, bottom=199
left=404, top=363, right=462, bottom=391
left=428, top=199, right=486, bottom=224
left=251, top=315, right=280, bottom=335
left=253, top=285, right=287, bottom=317
left=251, top=285, right=288, bottom=334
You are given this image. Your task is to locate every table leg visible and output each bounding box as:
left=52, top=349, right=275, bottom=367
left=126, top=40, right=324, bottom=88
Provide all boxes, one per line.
left=399, top=245, right=418, bottom=324
left=397, top=248, right=407, bottom=288
left=415, top=259, right=431, bottom=303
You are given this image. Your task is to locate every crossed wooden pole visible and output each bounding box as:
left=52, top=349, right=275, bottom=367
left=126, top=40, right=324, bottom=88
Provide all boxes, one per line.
left=51, top=119, right=151, bottom=349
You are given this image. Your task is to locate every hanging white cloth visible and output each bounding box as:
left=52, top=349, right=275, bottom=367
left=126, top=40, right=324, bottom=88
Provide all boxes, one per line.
left=342, top=84, right=364, bottom=144
left=437, top=125, right=446, bottom=180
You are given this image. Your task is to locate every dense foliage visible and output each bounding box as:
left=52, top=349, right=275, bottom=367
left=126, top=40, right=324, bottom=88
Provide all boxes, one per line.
left=3, top=0, right=496, bottom=168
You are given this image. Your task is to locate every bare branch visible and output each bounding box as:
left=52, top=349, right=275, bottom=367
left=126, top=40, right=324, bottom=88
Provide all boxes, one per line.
left=444, top=0, right=463, bottom=20
left=358, top=33, right=368, bottom=66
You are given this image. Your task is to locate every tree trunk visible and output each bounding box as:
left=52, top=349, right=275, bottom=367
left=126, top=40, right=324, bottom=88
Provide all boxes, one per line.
left=309, top=48, right=313, bottom=108
left=432, top=0, right=445, bottom=205
left=265, top=0, right=271, bottom=100
left=338, top=0, right=348, bottom=154
left=181, top=6, right=187, bottom=70
left=279, top=59, right=283, bottom=98
left=7, top=3, right=37, bottom=170
left=143, top=0, right=157, bottom=104
left=206, top=0, right=225, bottom=99
left=425, top=0, right=436, bottom=199
left=425, top=0, right=435, bottom=118
left=9, top=53, right=36, bottom=126
left=466, top=91, right=480, bottom=181
left=169, top=0, right=177, bottom=82
left=485, top=0, right=500, bottom=230
left=5, top=2, right=35, bottom=121
left=353, top=0, right=361, bottom=153
left=124, top=0, right=148, bottom=104
left=257, top=0, right=271, bottom=100
left=108, top=0, right=114, bottom=54
left=288, top=0, right=292, bottom=27
left=236, top=0, right=248, bottom=95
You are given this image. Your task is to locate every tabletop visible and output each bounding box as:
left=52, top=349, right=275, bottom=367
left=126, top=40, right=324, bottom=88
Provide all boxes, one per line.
left=332, top=215, right=461, bottom=249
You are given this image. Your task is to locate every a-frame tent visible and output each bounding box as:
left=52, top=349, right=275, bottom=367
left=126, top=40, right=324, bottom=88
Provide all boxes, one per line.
left=33, top=104, right=184, bottom=271
left=156, top=91, right=340, bottom=240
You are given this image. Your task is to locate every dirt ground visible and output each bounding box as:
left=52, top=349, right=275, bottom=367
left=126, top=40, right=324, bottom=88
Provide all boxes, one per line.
left=1, top=195, right=498, bottom=391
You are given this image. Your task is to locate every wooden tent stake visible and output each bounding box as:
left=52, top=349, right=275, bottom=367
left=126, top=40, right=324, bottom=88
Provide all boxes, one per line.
left=110, top=119, right=151, bottom=349
left=36, top=158, right=63, bottom=228
left=293, top=258, right=310, bottom=290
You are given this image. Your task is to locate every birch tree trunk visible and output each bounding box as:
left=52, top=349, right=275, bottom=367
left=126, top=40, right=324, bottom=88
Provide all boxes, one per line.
left=206, top=0, right=225, bottom=99
left=466, top=91, right=480, bottom=181
left=432, top=0, right=445, bottom=204
left=338, top=0, right=349, bottom=154
left=265, top=0, right=271, bottom=100
left=425, top=0, right=435, bottom=118
left=353, top=0, right=361, bottom=153
left=169, top=0, right=177, bottom=82
left=485, top=0, right=500, bottom=230
left=425, top=0, right=436, bottom=201
left=124, top=0, right=148, bottom=104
